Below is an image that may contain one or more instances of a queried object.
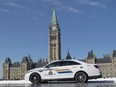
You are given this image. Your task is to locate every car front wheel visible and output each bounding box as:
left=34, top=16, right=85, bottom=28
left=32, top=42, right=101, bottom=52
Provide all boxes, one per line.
left=29, top=72, right=41, bottom=84
left=75, top=72, right=88, bottom=83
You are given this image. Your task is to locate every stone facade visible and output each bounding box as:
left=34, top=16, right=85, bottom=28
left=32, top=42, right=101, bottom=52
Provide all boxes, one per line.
left=3, top=55, right=47, bottom=80
left=86, top=50, right=116, bottom=78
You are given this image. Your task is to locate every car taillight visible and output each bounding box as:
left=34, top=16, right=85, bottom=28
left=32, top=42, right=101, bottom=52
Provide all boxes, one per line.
left=94, top=65, right=99, bottom=68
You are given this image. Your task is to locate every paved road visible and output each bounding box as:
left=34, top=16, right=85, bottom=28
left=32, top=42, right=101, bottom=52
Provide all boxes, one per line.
left=34, top=83, right=116, bottom=87
left=0, top=81, right=116, bottom=87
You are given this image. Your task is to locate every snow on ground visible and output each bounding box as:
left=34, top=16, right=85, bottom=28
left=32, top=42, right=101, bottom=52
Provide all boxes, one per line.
left=0, top=80, right=31, bottom=84
left=0, top=78, right=116, bottom=84
left=90, top=77, right=116, bottom=83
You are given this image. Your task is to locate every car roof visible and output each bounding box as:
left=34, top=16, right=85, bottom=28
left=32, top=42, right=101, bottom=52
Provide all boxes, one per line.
left=43, top=59, right=88, bottom=68
left=50, top=59, right=87, bottom=64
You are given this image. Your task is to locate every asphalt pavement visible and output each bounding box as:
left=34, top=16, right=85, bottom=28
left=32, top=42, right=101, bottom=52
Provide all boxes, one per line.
left=0, top=81, right=116, bottom=87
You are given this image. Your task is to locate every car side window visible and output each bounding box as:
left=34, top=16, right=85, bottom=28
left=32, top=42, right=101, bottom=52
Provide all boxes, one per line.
left=61, top=61, right=80, bottom=66
left=45, top=61, right=61, bottom=68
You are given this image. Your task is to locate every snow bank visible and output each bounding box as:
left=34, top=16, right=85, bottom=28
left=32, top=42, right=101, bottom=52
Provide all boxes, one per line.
left=0, top=80, right=31, bottom=84
left=89, top=77, right=116, bottom=83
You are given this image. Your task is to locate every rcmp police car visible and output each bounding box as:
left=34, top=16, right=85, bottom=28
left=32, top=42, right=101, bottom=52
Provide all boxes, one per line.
left=25, top=59, right=102, bottom=84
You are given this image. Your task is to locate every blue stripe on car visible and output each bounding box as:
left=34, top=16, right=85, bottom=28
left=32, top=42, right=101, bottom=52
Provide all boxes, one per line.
left=58, top=71, right=72, bottom=74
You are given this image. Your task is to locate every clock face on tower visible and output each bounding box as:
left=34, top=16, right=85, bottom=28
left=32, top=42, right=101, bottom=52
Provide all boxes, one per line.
left=52, top=26, right=57, bottom=31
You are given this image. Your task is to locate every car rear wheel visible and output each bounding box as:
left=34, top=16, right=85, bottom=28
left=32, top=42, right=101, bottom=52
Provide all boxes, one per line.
left=75, top=72, right=88, bottom=83
left=29, top=73, right=41, bottom=84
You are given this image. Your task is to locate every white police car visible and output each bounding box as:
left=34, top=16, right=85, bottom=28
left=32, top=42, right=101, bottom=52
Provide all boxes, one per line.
left=25, top=59, right=102, bottom=84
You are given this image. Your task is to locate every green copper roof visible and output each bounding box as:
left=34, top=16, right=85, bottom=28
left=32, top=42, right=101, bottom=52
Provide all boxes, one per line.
left=51, top=8, right=58, bottom=26
left=66, top=51, right=72, bottom=59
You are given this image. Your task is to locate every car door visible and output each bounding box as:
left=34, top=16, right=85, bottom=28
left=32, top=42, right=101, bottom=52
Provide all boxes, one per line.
left=41, top=61, right=62, bottom=80
left=41, top=60, right=81, bottom=80
left=56, top=61, right=81, bottom=79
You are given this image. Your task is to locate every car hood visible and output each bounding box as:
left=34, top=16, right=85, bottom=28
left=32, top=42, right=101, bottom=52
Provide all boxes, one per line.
left=27, top=67, right=46, bottom=73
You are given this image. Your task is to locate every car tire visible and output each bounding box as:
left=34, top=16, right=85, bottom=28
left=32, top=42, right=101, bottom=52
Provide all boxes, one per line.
left=75, top=72, right=88, bottom=83
left=29, top=72, right=41, bottom=84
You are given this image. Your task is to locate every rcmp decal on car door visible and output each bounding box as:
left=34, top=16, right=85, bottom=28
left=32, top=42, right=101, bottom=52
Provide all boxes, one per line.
left=48, top=69, right=53, bottom=75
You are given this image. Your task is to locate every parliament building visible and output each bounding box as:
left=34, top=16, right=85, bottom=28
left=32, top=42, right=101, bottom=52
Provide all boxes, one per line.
left=3, top=8, right=116, bottom=80
left=3, top=55, right=47, bottom=80
left=86, top=50, right=116, bottom=78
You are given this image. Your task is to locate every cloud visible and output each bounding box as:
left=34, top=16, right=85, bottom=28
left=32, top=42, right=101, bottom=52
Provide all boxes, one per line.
left=88, top=2, right=106, bottom=8
left=5, top=2, right=24, bottom=8
left=42, top=0, right=52, bottom=3
left=31, top=10, right=44, bottom=16
left=77, top=0, right=106, bottom=8
left=61, top=5, right=81, bottom=14
left=68, top=7, right=81, bottom=13
left=33, top=17, right=38, bottom=20
left=42, top=0, right=81, bottom=14
left=42, top=0, right=63, bottom=6
left=61, top=6, right=81, bottom=13
left=3, top=2, right=44, bottom=16
left=42, top=0, right=106, bottom=10
left=0, top=8, right=9, bottom=13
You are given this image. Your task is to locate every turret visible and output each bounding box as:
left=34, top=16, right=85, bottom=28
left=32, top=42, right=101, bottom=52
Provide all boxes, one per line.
left=66, top=50, right=72, bottom=59
left=112, top=50, right=116, bottom=63
left=21, top=56, right=28, bottom=79
left=3, top=58, right=11, bottom=80
left=86, top=50, right=96, bottom=63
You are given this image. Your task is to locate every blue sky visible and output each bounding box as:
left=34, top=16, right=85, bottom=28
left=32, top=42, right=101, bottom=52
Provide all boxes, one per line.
left=0, top=0, right=116, bottom=78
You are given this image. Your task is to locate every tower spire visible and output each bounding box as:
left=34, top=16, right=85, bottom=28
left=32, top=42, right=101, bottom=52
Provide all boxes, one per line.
left=51, top=6, right=58, bottom=26
left=66, top=49, right=72, bottom=59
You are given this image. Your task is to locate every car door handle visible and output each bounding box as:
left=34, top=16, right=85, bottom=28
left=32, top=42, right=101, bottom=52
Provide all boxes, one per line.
left=80, top=66, right=83, bottom=68
left=73, top=67, right=77, bottom=68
